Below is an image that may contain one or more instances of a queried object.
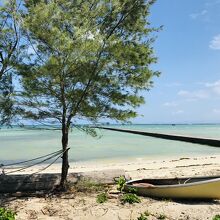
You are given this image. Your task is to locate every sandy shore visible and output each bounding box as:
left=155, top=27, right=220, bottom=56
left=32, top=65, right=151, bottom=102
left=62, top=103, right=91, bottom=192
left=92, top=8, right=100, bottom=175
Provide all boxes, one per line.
left=1, top=154, right=220, bottom=220
left=3, top=154, right=220, bottom=177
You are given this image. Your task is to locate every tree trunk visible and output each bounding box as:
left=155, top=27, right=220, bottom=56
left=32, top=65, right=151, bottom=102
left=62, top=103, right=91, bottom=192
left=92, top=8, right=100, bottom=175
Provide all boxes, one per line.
left=59, top=126, right=70, bottom=190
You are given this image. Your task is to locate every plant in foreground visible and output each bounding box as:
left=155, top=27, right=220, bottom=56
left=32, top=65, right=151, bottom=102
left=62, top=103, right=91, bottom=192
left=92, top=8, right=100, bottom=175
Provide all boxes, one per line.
left=115, top=176, right=126, bottom=192
left=213, top=214, right=220, bottom=220
left=120, top=193, right=141, bottom=204
left=157, top=214, right=166, bottom=219
left=0, top=207, right=16, bottom=220
left=137, top=211, right=168, bottom=220
left=96, top=192, right=108, bottom=204
left=127, top=187, right=137, bottom=194
left=137, top=213, right=148, bottom=220
left=143, top=211, right=151, bottom=217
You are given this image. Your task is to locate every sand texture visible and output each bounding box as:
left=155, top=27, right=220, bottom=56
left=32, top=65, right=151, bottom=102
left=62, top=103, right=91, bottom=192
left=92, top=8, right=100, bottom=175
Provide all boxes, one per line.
left=1, top=154, right=220, bottom=220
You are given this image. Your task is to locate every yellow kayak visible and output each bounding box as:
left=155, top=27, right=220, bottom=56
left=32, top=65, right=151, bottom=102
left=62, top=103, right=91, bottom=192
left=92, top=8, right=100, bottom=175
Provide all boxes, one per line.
left=125, top=176, right=220, bottom=199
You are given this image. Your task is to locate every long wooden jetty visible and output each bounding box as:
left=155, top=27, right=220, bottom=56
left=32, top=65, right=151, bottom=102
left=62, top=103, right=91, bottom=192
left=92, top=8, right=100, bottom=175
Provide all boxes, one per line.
left=96, top=127, right=220, bottom=148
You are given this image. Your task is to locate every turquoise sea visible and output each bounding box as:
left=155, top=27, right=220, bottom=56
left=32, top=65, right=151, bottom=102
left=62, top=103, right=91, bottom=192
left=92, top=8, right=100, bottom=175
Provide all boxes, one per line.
left=1, top=124, right=220, bottom=164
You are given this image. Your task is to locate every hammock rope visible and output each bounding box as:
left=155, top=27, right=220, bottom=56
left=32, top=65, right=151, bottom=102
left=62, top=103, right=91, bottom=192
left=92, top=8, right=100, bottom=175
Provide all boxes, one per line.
left=0, top=149, right=63, bottom=168
left=0, top=148, right=70, bottom=175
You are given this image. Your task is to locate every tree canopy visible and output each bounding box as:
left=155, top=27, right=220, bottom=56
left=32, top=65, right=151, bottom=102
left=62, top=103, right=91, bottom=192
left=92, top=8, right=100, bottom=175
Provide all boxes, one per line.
left=1, top=0, right=160, bottom=188
left=19, top=0, right=159, bottom=125
left=0, top=0, right=22, bottom=126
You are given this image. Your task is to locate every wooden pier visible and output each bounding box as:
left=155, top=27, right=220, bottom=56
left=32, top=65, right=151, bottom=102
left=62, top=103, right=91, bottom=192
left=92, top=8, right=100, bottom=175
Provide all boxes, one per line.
left=96, top=127, right=220, bottom=148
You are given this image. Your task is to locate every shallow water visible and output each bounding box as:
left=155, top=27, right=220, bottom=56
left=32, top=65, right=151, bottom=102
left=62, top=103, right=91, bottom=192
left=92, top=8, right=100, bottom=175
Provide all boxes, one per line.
left=0, top=124, right=220, bottom=164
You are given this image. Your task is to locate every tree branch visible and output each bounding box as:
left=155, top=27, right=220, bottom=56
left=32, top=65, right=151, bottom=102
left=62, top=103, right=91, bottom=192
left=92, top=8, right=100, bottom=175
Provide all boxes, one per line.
left=67, top=0, right=141, bottom=124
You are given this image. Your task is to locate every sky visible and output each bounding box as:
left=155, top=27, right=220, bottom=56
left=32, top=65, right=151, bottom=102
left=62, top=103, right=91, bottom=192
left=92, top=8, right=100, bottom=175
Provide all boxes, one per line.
left=7, top=0, right=220, bottom=125
left=132, top=0, right=220, bottom=124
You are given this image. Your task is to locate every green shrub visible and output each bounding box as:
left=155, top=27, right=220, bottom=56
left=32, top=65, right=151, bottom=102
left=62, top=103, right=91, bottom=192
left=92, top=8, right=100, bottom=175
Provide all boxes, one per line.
left=96, top=192, right=108, bottom=204
left=157, top=214, right=166, bottom=219
left=0, top=207, right=16, bottom=220
left=137, top=211, right=151, bottom=220
left=120, top=193, right=141, bottom=204
left=127, top=187, right=137, bottom=194
left=143, top=211, right=150, bottom=217
left=115, top=176, right=126, bottom=192
left=137, top=213, right=148, bottom=220
left=213, top=215, right=220, bottom=220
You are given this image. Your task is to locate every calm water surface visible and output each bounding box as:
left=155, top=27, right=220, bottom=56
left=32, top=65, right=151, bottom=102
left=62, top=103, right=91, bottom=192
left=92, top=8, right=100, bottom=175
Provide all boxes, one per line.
left=1, top=124, right=220, bottom=163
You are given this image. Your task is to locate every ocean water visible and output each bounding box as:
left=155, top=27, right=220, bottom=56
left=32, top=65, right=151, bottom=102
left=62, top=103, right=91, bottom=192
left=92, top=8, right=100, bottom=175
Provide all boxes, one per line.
left=0, top=124, right=220, bottom=164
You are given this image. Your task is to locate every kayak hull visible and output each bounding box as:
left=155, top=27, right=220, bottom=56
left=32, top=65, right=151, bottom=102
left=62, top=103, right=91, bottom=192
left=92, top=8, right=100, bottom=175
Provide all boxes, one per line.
left=125, top=176, right=220, bottom=199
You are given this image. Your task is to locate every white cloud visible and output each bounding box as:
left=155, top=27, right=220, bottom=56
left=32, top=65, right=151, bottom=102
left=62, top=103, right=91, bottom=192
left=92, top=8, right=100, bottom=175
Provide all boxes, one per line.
left=164, top=82, right=182, bottom=87
left=172, top=110, right=184, bottom=115
left=209, top=34, right=220, bottom=50
left=190, top=10, right=208, bottom=19
left=177, top=90, right=209, bottom=100
left=177, top=90, right=189, bottom=96
left=176, top=80, right=220, bottom=102
left=163, top=102, right=178, bottom=107
left=205, top=0, right=220, bottom=7
left=205, top=80, right=220, bottom=94
left=213, top=109, right=220, bottom=114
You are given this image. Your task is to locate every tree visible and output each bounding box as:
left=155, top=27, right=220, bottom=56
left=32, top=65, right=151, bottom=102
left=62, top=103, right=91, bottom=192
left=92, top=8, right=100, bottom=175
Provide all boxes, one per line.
left=0, top=0, right=22, bottom=126
left=17, top=0, right=160, bottom=189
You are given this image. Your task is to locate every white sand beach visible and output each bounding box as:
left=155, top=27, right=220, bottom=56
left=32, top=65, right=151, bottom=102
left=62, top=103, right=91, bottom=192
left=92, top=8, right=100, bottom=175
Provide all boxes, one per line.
left=1, top=154, right=220, bottom=220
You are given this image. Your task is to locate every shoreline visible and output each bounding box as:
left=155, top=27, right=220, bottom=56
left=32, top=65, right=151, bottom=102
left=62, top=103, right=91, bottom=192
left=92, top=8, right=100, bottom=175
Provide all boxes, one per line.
left=3, top=154, right=220, bottom=178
